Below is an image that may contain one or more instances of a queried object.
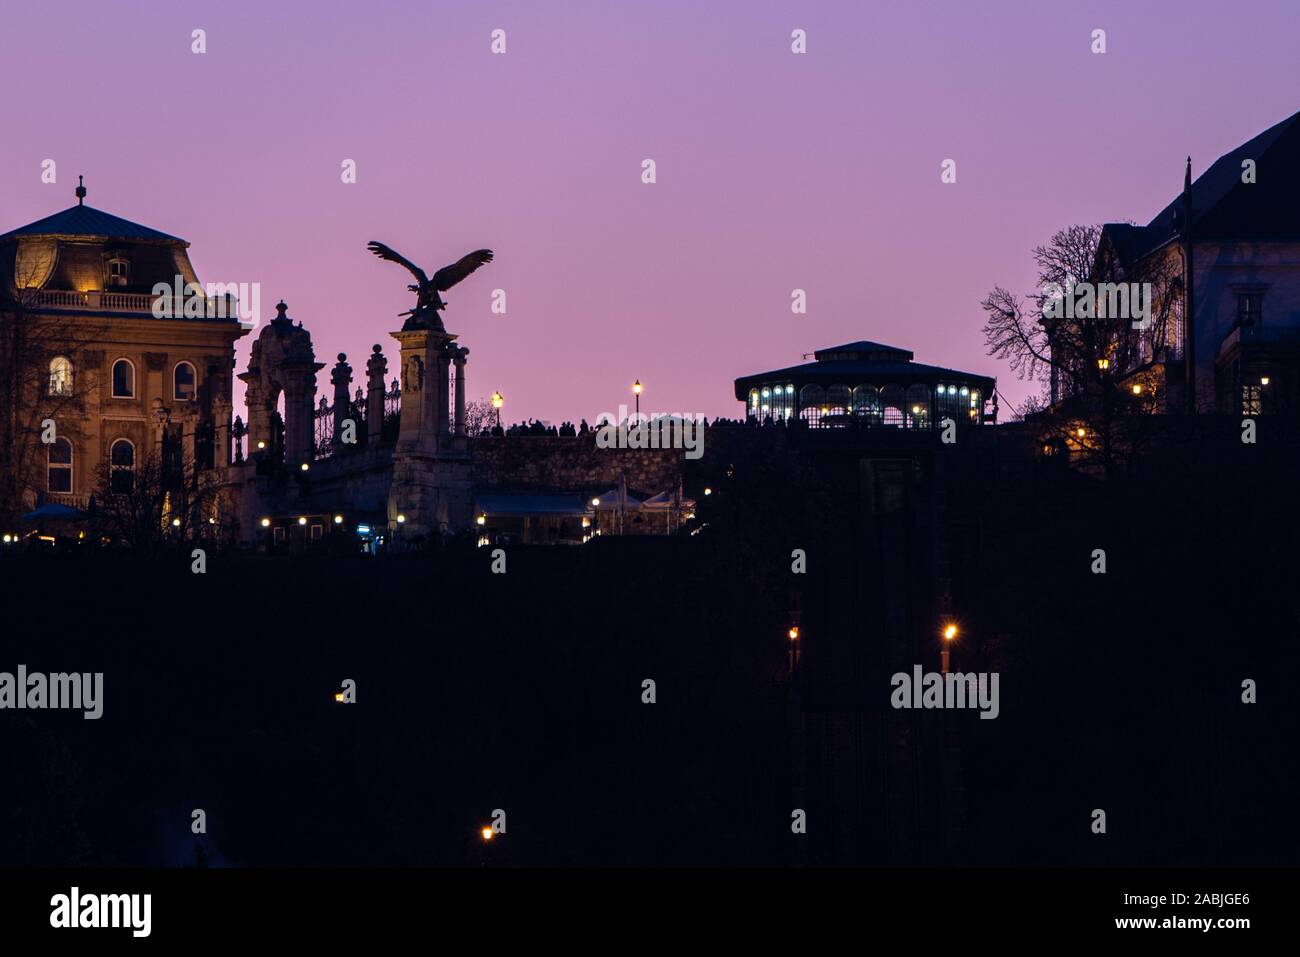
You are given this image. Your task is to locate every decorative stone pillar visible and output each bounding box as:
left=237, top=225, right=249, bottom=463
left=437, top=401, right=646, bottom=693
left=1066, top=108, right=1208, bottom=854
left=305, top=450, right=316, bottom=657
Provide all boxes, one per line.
left=330, top=353, right=353, bottom=449
left=452, top=345, right=469, bottom=436
left=366, top=344, right=387, bottom=439
left=281, top=363, right=324, bottom=465
left=434, top=342, right=453, bottom=438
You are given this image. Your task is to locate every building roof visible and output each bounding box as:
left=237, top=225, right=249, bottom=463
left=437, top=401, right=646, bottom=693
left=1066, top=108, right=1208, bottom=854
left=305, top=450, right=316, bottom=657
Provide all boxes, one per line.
left=1101, top=108, right=1300, bottom=265
left=0, top=203, right=185, bottom=244
left=734, top=346, right=995, bottom=401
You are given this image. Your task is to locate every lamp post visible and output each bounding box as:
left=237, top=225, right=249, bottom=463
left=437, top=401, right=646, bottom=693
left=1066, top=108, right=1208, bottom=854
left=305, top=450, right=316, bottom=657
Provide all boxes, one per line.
left=492, top=391, right=504, bottom=429
left=788, top=624, right=800, bottom=675
left=633, top=379, right=642, bottom=419
left=941, top=623, right=957, bottom=674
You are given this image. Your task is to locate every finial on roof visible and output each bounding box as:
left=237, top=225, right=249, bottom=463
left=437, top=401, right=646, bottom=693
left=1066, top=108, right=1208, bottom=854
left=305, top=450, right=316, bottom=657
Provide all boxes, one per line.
left=1184, top=156, right=1192, bottom=192
left=75, top=175, right=86, bottom=206
left=273, top=300, right=289, bottom=323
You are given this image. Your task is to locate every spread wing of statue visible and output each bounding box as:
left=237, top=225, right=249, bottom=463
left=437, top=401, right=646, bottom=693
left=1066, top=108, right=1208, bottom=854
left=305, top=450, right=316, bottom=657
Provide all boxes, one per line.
left=367, top=241, right=494, bottom=331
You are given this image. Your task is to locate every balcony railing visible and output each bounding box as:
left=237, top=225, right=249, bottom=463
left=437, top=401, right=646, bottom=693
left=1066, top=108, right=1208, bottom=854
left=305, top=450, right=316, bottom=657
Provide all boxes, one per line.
left=27, top=289, right=239, bottom=317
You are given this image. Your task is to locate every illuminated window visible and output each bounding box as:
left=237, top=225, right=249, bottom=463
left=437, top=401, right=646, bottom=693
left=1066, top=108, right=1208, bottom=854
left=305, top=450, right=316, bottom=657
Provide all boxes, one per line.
left=881, top=384, right=905, bottom=427
left=174, top=361, right=196, bottom=401
left=106, top=255, right=130, bottom=288
left=47, top=437, right=72, bottom=492
left=905, top=384, right=931, bottom=429
left=112, top=359, right=135, bottom=398
left=1241, top=385, right=1262, bottom=415
left=48, top=356, right=73, bottom=396
left=110, top=438, right=135, bottom=493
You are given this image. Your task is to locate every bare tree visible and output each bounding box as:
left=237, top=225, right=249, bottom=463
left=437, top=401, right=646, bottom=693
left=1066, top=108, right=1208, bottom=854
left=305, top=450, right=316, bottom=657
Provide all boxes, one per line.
left=981, top=224, right=1182, bottom=475
left=91, top=442, right=231, bottom=556
left=463, top=397, right=496, bottom=435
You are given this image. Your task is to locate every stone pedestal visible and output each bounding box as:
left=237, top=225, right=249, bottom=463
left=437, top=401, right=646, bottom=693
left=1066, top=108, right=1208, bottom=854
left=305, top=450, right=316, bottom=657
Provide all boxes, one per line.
left=387, top=327, right=472, bottom=541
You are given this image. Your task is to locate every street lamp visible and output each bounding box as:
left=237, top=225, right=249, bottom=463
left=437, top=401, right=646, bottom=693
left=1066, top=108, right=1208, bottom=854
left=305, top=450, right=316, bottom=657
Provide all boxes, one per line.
left=633, top=379, right=642, bottom=418
left=941, top=623, right=957, bottom=674
left=492, top=391, right=504, bottom=428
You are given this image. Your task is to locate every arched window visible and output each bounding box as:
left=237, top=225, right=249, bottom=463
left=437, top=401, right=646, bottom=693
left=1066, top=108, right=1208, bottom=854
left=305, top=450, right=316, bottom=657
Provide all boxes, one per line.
left=748, top=389, right=760, bottom=419
left=48, top=356, right=73, bottom=396
left=905, top=384, right=931, bottom=429
left=769, top=383, right=795, bottom=420
left=174, top=361, right=196, bottom=401
left=110, top=439, right=135, bottom=493
left=936, top=383, right=963, bottom=423
left=825, top=385, right=851, bottom=426
left=112, top=359, right=135, bottom=398
left=799, top=385, right=826, bottom=428
left=852, top=385, right=881, bottom=425
left=881, top=384, right=905, bottom=427
left=106, top=254, right=130, bottom=288
left=47, top=437, right=73, bottom=492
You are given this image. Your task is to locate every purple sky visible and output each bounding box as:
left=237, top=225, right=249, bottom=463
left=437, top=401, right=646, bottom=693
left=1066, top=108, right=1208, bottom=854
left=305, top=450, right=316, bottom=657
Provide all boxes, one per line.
left=5, top=0, right=1299, bottom=423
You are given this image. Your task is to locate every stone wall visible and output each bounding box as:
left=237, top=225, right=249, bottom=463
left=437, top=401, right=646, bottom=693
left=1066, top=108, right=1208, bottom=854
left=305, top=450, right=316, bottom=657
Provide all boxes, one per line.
left=469, top=435, right=683, bottom=494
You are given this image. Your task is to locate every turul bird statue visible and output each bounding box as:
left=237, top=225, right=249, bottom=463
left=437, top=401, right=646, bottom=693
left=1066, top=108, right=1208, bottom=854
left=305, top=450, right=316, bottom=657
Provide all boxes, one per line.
left=366, top=241, right=494, bottom=331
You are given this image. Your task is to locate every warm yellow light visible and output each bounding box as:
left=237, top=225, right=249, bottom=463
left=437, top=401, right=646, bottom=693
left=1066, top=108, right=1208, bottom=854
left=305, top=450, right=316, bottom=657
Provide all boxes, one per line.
left=209, top=517, right=217, bottom=525
left=1261, top=377, right=1270, bottom=386
left=298, top=517, right=307, bottom=526
left=300, top=462, right=309, bottom=472
left=1076, top=428, right=1087, bottom=438
left=943, top=624, right=958, bottom=641
left=477, top=515, right=486, bottom=526
left=1132, top=384, right=1143, bottom=395
left=704, top=487, right=712, bottom=496
left=334, top=692, right=345, bottom=702
left=334, top=514, right=343, bottom=524
left=492, top=391, right=504, bottom=409
left=480, top=827, right=494, bottom=841
left=260, top=517, right=271, bottom=528
left=172, top=518, right=181, bottom=527
left=2, top=535, right=10, bottom=543
left=591, top=497, right=601, bottom=507
left=257, top=441, right=266, bottom=449
left=788, top=626, right=799, bottom=641
left=633, top=380, right=642, bottom=395
left=1097, top=358, right=1110, bottom=370
left=396, top=514, right=406, bottom=524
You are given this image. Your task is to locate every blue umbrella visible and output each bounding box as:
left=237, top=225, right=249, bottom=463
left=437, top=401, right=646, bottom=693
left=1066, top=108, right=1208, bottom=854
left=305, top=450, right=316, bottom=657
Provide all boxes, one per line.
left=20, top=502, right=88, bottom=522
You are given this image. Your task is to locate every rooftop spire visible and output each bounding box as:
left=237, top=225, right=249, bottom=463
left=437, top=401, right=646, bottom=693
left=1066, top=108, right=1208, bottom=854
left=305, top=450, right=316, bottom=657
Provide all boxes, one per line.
left=75, top=175, right=86, bottom=206
left=1184, top=156, right=1192, bottom=193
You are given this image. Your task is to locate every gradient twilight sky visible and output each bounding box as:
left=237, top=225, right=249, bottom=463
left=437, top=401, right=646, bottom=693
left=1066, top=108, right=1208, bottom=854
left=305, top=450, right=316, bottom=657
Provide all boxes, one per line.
left=4, top=0, right=1299, bottom=423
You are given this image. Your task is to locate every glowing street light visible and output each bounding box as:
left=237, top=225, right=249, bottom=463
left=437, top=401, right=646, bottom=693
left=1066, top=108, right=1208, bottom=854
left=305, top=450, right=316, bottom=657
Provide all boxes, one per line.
left=298, top=517, right=307, bottom=526
left=260, top=517, right=271, bottom=528
left=633, top=379, right=642, bottom=417
left=334, top=514, right=344, bottom=524
left=300, top=462, right=310, bottom=472
left=941, top=623, right=958, bottom=674
left=480, top=827, right=494, bottom=842
left=396, top=514, right=406, bottom=524
left=703, top=487, right=712, bottom=496
left=172, top=518, right=181, bottom=527
left=1261, top=376, right=1271, bottom=386
left=591, top=497, right=601, bottom=507
left=788, top=626, right=799, bottom=641
left=492, top=390, right=504, bottom=428
left=1132, top=384, right=1143, bottom=395
left=477, top=515, right=486, bottom=526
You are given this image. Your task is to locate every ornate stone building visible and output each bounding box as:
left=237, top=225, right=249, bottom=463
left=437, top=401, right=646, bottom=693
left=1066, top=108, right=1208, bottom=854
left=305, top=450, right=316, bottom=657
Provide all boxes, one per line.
left=0, top=183, right=245, bottom=514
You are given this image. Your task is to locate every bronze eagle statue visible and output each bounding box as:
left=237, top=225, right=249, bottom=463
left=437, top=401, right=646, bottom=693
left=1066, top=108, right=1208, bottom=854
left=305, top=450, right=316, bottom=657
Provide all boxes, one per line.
left=367, top=241, right=494, bottom=330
